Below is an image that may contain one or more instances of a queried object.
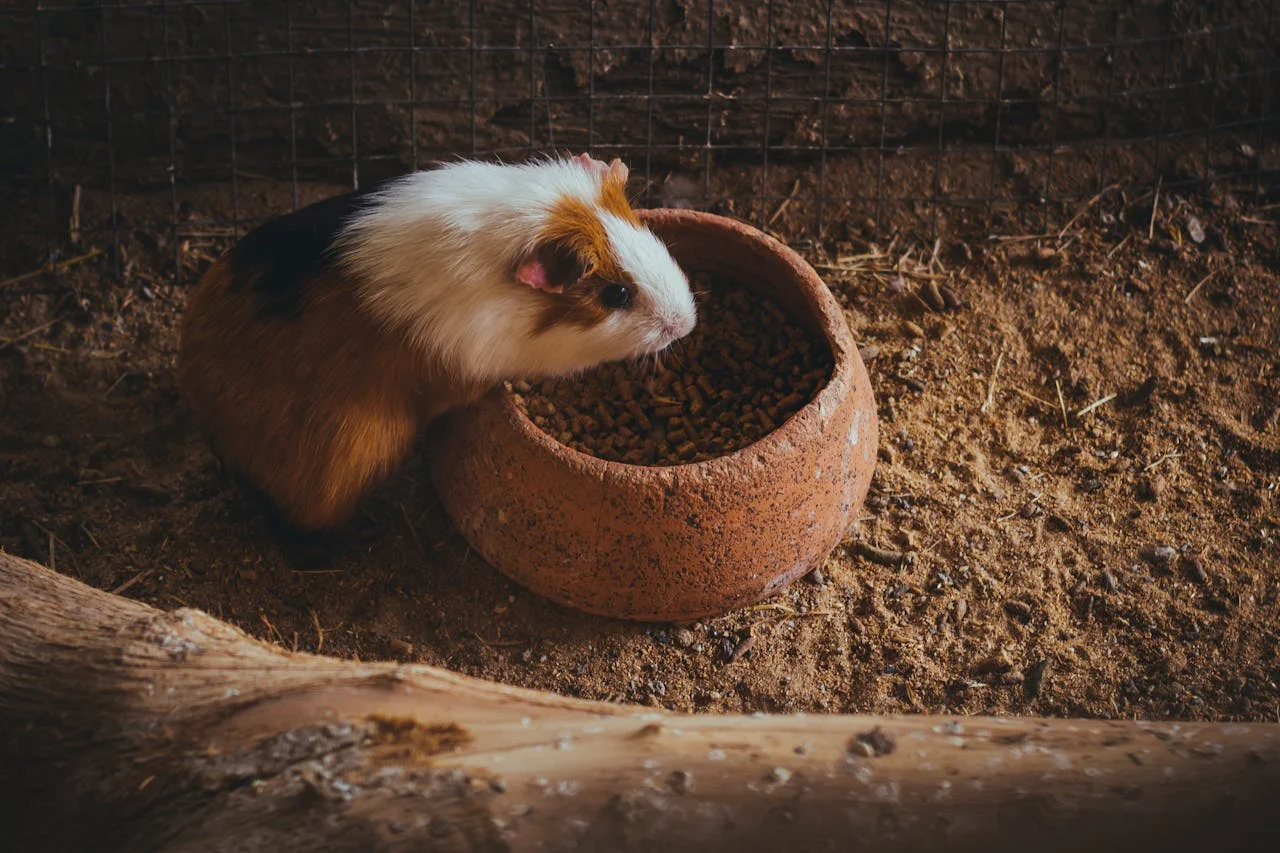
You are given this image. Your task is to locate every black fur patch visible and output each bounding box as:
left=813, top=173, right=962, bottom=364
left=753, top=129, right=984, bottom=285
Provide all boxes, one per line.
left=228, top=179, right=394, bottom=320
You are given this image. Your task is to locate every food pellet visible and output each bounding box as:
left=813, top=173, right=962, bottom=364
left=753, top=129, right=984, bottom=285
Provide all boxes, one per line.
left=510, top=274, right=834, bottom=466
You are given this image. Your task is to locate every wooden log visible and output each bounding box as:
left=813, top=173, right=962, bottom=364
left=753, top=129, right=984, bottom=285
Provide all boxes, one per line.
left=1, top=550, right=1278, bottom=852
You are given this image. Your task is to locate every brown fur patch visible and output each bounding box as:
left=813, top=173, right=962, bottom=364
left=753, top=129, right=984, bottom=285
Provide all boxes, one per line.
left=178, top=261, right=486, bottom=531
left=533, top=275, right=614, bottom=334
left=599, top=168, right=639, bottom=224
left=539, top=196, right=626, bottom=282
left=527, top=194, right=639, bottom=334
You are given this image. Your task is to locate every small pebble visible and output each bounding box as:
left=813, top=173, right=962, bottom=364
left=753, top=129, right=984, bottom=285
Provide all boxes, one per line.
left=1033, top=245, right=1059, bottom=264
left=1183, top=554, right=1209, bottom=585
left=729, top=634, right=757, bottom=663
left=920, top=280, right=946, bottom=311
left=858, top=344, right=881, bottom=363
left=1186, top=215, right=1205, bottom=244
left=902, top=320, right=925, bottom=339
left=1140, top=544, right=1177, bottom=570
left=387, top=638, right=414, bottom=657
left=854, top=542, right=908, bottom=567
left=939, top=285, right=963, bottom=309
left=674, top=628, right=696, bottom=648
left=1025, top=659, right=1050, bottom=698
left=1000, top=669, right=1026, bottom=686
left=1137, top=475, right=1166, bottom=502
left=1003, top=600, right=1033, bottom=622
left=1100, top=570, right=1118, bottom=593
left=805, top=566, right=826, bottom=585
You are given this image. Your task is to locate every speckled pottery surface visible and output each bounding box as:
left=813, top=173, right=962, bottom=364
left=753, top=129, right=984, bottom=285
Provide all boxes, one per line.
left=426, top=208, right=878, bottom=622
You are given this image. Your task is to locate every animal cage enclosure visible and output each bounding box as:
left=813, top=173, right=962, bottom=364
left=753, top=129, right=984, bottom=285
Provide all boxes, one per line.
left=1, top=0, right=1276, bottom=285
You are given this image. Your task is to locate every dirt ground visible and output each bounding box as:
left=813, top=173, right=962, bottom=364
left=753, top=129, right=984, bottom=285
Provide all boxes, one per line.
left=1, top=174, right=1278, bottom=725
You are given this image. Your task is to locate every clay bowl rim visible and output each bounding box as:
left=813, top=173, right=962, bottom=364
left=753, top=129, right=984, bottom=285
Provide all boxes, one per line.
left=493, top=207, right=859, bottom=476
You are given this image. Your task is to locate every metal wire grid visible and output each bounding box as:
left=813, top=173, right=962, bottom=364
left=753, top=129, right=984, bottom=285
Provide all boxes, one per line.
left=1, top=0, right=1276, bottom=284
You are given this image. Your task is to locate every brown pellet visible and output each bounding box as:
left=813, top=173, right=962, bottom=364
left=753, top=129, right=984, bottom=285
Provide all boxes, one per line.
left=920, top=280, right=946, bottom=312
left=625, top=400, right=652, bottom=431
left=776, top=392, right=806, bottom=410
left=512, top=274, right=833, bottom=466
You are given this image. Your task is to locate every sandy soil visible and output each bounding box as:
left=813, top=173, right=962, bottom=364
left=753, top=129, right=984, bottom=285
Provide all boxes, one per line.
left=1, top=176, right=1277, bottom=724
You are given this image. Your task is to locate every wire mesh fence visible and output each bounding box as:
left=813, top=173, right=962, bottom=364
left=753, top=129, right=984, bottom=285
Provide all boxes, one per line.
left=1, top=0, right=1276, bottom=284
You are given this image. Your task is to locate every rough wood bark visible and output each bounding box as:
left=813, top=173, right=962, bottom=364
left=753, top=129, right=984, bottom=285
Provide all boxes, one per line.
left=2, top=551, right=1279, bottom=852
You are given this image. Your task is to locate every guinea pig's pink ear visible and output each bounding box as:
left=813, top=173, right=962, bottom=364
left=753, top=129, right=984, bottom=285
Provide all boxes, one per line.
left=575, top=152, right=606, bottom=175
left=516, top=241, right=586, bottom=295
left=574, top=153, right=629, bottom=185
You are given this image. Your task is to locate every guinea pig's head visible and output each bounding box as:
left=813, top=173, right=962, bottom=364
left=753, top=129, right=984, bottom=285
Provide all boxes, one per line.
left=339, top=152, right=696, bottom=382
left=509, top=154, right=697, bottom=377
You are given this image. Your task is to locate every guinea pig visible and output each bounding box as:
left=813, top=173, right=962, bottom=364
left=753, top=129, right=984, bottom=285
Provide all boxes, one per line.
left=178, top=153, right=697, bottom=533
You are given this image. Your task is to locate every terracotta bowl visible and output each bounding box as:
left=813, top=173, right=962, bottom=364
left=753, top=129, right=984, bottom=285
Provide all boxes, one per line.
left=426, top=209, right=878, bottom=622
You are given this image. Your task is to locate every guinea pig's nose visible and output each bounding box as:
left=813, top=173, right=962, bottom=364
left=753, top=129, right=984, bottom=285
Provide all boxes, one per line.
left=668, top=312, right=696, bottom=339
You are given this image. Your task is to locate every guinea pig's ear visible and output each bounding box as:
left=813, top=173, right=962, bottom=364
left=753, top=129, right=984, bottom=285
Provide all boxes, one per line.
left=575, top=152, right=608, bottom=177
left=516, top=240, right=587, bottom=294
left=573, top=152, right=629, bottom=186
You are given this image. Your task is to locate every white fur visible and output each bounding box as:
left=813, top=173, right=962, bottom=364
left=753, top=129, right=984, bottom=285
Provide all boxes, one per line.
left=333, top=156, right=696, bottom=382
left=600, top=211, right=696, bottom=344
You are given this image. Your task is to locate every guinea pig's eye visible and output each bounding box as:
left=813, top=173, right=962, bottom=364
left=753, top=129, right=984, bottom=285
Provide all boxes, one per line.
left=600, top=282, right=633, bottom=309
